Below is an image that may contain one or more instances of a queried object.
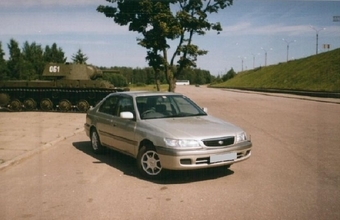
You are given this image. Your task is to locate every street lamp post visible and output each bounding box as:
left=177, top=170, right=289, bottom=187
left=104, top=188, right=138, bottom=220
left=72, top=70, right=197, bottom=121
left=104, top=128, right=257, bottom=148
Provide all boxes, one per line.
left=310, top=26, right=325, bottom=55
left=282, top=39, right=295, bottom=62
left=261, top=48, right=272, bottom=66
left=251, top=53, right=260, bottom=69
left=238, top=56, right=246, bottom=71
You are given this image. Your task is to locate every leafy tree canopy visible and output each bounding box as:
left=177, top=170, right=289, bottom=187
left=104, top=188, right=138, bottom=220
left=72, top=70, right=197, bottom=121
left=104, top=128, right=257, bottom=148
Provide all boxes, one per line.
left=44, top=43, right=67, bottom=64
left=21, top=41, right=45, bottom=80
left=0, top=42, right=9, bottom=80
left=7, top=39, right=23, bottom=80
left=222, top=67, right=236, bottom=81
left=97, top=0, right=233, bottom=91
left=71, top=49, right=88, bottom=64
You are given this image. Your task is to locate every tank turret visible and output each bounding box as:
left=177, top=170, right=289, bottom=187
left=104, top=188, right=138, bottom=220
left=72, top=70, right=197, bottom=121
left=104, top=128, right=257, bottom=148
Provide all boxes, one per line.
left=42, top=63, right=104, bottom=80
left=0, top=63, right=128, bottom=112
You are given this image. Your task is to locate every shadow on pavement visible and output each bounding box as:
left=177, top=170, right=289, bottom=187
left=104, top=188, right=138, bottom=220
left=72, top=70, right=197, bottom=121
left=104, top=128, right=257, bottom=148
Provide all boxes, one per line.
left=73, top=141, right=234, bottom=184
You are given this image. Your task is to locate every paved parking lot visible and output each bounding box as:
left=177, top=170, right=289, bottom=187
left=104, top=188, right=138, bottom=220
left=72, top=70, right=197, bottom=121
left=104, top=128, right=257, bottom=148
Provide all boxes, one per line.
left=1, top=85, right=339, bottom=220
left=0, top=111, right=84, bottom=170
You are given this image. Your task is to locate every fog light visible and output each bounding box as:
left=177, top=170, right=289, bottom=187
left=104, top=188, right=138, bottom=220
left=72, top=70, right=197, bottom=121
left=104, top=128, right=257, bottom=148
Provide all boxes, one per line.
left=180, top=159, right=192, bottom=165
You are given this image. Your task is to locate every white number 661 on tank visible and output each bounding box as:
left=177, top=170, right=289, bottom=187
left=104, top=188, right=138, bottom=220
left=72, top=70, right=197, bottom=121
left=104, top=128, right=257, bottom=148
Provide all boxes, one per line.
left=49, top=66, right=60, bottom=73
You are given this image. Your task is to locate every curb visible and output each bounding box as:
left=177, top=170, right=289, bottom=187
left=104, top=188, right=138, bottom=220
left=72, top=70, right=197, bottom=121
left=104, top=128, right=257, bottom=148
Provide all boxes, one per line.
left=224, top=89, right=340, bottom=104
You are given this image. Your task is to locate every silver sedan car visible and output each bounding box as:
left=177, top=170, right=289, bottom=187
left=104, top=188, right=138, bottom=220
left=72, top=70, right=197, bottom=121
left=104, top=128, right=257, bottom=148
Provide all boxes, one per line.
left=84, top=91, right=252, bottom=178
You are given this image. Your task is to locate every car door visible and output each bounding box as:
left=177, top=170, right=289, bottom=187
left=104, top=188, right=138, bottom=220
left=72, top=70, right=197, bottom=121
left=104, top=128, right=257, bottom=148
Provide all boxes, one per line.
left=95, top=95, right=119, bottom=148
left=109, top=95, right=138, bottom=156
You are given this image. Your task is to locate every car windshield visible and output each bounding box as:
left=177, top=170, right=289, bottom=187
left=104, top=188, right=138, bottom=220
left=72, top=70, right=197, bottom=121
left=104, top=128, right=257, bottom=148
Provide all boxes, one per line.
left=136, top=95, right=207, bottom=119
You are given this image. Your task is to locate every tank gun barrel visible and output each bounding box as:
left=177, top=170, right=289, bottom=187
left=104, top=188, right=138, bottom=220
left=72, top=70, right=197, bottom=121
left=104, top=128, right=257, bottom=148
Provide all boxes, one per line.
left=101, top=69, right=120, bottom=74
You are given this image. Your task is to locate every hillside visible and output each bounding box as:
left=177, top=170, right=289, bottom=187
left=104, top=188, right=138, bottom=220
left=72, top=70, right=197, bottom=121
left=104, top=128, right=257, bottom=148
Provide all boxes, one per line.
left=212, top=48, right=340, bottom=92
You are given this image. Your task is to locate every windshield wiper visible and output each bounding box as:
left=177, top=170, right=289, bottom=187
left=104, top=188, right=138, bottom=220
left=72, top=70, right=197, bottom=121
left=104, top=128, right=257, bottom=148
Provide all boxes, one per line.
left=171, top=112, right=207, bottom=118
left=193, top=113, right=207, bottom=116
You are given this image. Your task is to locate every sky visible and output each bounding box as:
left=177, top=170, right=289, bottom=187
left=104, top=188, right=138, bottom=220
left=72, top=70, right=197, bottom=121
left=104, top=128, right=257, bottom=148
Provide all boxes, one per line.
left=0, top=0, right=339, bottom=75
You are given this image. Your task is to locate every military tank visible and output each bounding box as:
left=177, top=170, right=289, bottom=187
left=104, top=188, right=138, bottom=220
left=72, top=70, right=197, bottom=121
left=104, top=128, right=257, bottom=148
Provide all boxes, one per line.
left=0, top=63, right=128, bottom=112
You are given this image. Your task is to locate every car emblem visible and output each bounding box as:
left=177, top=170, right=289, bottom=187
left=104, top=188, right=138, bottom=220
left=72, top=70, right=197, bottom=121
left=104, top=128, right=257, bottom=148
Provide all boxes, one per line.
left=218, top=140, right=224, bottom=145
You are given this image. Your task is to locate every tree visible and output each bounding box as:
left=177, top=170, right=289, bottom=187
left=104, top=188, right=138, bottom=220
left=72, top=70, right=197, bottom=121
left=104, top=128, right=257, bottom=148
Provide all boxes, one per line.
left=0, top=42, right=9, bottom=80
left=222, top=68, right=236, bottom=81
left=22, top=41, right=45, bottom=80
left=97, top=0, right=233, bottom=92
left=43, top=43, right=67, bottom=63
left=7, top=39, right=24, bottom=80
left=103, top=73, right=128, bottom=87
left=71, top=49, right=88, bottom=64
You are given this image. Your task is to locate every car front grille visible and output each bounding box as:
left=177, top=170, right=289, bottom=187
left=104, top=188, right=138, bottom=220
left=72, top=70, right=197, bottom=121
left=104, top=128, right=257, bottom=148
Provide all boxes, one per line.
left=179, top=150, right=251, bottom=166
left=202, top=136, right=235, bottom=147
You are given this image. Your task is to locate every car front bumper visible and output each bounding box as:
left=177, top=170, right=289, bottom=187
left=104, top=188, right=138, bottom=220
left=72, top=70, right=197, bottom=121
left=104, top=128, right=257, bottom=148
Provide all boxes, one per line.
left=156, top=141, right=252, bottom=170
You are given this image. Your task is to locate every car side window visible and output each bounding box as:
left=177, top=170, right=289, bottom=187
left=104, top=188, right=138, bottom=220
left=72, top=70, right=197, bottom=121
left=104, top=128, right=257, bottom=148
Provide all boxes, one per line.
left=98, top=96, right=119, bottom=116
left=116, top=96, right=134, bottom=117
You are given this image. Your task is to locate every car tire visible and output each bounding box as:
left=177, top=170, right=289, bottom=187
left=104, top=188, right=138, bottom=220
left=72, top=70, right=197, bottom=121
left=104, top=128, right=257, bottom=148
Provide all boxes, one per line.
left=90, top=129, right=104, bottom=154
left=137, top=145, right=162, bottom=178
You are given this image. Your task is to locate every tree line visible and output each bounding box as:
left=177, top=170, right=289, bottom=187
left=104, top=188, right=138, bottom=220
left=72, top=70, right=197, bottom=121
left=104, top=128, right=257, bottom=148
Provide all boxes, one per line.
left=0, top=39, right=66, bottom=81
left=0, top=38, right=229, bottom=87
left=102, top=65, right=214, bottom=87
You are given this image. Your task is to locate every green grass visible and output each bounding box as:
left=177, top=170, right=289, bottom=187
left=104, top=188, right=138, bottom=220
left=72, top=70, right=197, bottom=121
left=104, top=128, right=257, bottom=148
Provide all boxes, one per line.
left=211, top=48, right=340, bottom=92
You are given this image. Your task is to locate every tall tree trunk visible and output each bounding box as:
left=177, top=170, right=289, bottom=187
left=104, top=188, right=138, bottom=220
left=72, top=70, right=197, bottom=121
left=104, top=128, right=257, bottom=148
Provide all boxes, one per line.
left=154, top=68, right=161, bottom=91
left=163, top=48, right=176, bottom=92
left=168, top=75, right=176, bottom=92
left=164, top=67, right=176, bottom=92
left=155, top=79, right=161, bottom=91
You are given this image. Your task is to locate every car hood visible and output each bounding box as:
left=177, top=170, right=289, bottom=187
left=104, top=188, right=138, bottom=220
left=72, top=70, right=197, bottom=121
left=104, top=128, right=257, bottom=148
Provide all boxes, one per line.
left=143, top=115, right=243, bottom=139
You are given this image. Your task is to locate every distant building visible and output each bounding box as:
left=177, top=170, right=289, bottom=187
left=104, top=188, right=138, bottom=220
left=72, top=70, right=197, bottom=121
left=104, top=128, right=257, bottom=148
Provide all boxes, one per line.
left=176, top=80, right=190, bottom=86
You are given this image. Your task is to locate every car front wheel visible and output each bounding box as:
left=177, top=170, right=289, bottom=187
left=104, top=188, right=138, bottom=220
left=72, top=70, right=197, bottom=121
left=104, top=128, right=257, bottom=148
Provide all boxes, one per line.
left=91, top=129, right=104, bottom=154
left=137, top=145, right=162, bottom=178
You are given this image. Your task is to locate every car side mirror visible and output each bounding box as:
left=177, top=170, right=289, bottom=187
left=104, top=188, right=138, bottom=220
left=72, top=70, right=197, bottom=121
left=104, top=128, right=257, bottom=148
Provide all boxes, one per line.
left=120, top=111, right=134, bottom=119
left=202, top=107, right=208, bottom=113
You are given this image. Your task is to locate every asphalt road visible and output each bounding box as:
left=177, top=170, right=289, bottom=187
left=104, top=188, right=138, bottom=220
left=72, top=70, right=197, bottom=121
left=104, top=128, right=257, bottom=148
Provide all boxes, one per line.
left=0, top=86, right=339, bottom=220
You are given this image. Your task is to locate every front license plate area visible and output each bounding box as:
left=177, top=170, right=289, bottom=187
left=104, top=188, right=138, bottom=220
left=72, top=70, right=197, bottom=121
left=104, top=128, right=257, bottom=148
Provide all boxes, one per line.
left=210, top=152, right=236, bottom=163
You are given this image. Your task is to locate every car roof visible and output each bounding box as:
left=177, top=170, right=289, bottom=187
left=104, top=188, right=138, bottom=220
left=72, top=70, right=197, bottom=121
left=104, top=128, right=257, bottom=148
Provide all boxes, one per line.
left=115, top=91, right=182, bottom=98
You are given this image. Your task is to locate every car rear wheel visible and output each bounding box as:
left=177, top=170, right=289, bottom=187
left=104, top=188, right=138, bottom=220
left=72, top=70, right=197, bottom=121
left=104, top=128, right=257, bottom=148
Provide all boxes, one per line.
left=91, top=129, right=104, bottom=154
left=137, top=145, right=162, bottom=178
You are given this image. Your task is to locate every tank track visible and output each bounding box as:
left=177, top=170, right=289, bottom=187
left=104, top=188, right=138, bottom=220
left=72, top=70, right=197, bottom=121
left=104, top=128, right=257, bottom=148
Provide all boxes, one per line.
left=0, top=87, right=126, bottom=112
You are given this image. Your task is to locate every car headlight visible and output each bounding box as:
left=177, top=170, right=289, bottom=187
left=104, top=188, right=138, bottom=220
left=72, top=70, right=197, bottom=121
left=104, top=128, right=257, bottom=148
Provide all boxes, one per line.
left=164, top=138, right=202, bottom=149
left=236, top=132, right=247, bottom=143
